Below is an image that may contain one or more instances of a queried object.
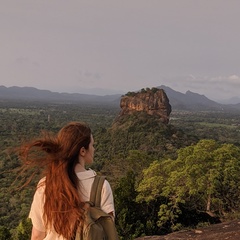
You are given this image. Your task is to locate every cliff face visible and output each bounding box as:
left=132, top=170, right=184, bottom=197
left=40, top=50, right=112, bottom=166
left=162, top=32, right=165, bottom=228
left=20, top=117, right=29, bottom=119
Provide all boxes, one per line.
left=119, top=89, right=172, bottom=124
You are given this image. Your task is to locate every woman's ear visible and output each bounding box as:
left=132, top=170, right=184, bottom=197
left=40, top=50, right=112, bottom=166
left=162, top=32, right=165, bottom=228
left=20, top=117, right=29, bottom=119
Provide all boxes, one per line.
left=79, top=147, right=86, bottom=157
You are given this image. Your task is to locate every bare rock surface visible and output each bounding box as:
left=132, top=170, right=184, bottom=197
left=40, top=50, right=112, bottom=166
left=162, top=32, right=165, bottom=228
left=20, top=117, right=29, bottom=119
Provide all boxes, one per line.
left=135, top=220, right=240, bottom=240
left=119, top=89, right=172, bottom=124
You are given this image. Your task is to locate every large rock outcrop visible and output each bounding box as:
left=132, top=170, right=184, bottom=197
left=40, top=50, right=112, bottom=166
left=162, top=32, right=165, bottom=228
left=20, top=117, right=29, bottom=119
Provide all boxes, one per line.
left=119, top=88, right=172, bottom=124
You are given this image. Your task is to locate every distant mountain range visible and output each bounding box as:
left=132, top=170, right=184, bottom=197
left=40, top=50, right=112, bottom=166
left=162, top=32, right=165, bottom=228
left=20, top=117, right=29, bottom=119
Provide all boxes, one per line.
left=157, top=85, right=240, bottom=111
left=0, top=85, right=121, bottom=106
left=0, top=85, right=240, bottom=112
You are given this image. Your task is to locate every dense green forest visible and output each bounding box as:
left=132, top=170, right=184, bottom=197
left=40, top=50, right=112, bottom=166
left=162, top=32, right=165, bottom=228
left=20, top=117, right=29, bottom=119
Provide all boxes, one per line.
left=1, top=100, right=240, bottom=239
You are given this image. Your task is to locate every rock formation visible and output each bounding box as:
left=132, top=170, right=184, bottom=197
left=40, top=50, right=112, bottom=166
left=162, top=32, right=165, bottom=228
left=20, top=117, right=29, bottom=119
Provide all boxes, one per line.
left=134, top=219, right=240, bottom=240
left=118, top=88, right=172, bottom=124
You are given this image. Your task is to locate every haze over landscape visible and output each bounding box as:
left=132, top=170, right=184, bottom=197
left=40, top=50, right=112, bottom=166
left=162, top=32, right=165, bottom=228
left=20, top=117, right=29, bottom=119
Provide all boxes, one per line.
left=1, top=0, right=240, bottom=101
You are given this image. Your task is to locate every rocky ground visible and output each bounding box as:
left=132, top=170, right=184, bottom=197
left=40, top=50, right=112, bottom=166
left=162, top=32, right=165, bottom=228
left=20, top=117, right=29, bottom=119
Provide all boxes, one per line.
left=135, top=220, right=240, bottom=240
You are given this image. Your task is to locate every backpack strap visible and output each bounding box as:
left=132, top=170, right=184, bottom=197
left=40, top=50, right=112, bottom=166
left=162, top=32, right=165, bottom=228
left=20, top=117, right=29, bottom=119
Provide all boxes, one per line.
left=89, top=175, right=106, bottom=207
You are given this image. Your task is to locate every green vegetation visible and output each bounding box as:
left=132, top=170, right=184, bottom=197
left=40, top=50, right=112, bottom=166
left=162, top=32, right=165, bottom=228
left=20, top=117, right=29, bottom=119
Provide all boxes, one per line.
left=1, top=100, right=240, bottom=239
left=126, top=87, right=161, bottom=96
left=137, top=140, right=240, bottom=231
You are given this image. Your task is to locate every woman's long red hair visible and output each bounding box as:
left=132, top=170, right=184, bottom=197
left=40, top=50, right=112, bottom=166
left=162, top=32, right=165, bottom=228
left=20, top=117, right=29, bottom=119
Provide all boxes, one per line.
left=18, top=122, right=92, bottom=239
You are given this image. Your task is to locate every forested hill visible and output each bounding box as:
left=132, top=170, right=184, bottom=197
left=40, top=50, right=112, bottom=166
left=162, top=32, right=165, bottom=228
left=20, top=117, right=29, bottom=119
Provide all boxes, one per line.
left=1, top=85, right=240, bottom=111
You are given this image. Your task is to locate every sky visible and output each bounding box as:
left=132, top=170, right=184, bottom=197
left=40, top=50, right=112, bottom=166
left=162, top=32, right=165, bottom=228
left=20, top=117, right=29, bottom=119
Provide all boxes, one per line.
left=1, top=0, right=240, bottom=101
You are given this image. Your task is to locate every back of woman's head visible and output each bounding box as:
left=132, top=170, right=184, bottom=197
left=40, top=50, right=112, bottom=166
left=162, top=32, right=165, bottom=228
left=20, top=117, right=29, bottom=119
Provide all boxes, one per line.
left=57, top=122, right=92, bottom=164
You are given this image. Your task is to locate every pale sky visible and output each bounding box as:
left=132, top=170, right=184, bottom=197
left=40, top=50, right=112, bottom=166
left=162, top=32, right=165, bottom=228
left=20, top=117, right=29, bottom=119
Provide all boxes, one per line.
left=1, top=0, right=240, bottom=100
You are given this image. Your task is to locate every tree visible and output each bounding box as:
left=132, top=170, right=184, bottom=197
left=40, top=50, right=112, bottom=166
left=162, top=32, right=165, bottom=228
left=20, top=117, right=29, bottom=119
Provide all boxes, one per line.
left=115, top=171, right=144, bottom=239
left=0, top=226, right=11, bottom=240
left=136, top=160, right=171, bottom=203
left=136, top=140, right=240, bottom=231
left=212, top=143, right=240, bottom=215
left=12, top=218, right=32, bottom=240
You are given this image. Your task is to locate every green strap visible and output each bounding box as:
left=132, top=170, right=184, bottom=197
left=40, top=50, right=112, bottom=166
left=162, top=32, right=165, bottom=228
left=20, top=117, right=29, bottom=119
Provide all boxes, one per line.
left=90, top=175, right=106, bottom=207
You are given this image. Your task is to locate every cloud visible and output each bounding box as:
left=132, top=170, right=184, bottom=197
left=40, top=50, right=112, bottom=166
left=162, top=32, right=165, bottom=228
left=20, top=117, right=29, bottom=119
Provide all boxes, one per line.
left=76, top=70, right=103, bottom=85
left=229, top=75, right=239, bottom=80
left=14, top=57, right=39, bottom=67
left=188, top=74, right=196, bottom=80
left=208, top=75, right=240, bottom=85
left=228, top=75, right=240, bottom=83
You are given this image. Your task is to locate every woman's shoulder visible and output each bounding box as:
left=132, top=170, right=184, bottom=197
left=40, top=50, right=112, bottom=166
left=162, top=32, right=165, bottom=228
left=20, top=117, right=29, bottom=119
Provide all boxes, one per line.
left=35, top=177, right=46, bottom=194
left=76, top=168, right=97, bottom=180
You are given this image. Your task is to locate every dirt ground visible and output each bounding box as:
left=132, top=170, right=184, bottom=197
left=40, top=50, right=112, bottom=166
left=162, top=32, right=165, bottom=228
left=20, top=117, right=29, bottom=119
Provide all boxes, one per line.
left=135, top=220, right=240, bottom=240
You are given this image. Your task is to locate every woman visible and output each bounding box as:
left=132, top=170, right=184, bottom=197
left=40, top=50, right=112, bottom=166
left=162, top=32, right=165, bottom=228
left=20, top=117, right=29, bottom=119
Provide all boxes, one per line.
left=19, top=122, right=115, bottom=240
